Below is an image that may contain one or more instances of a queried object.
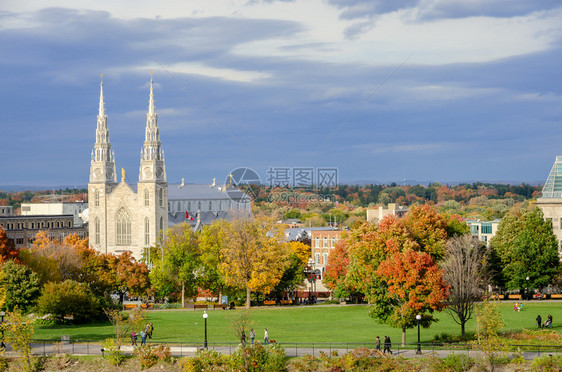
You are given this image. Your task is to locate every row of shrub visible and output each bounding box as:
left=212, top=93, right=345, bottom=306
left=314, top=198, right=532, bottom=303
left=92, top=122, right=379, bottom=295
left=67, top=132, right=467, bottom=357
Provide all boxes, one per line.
left=1, top=345, right=561, bottom=371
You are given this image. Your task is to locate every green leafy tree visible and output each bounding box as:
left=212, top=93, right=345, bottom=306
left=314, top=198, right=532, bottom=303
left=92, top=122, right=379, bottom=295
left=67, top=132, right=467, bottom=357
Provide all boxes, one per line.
left=150, top=223, right=201, bottom=306
left=199, top=220, right=229, bottom=302
left=0, top=261, right=40, bottom=312
left=1, top=309, right=35, bottom=371
left=490, top=207, right=559, bottom=293
left=476, top=300, right=507, bottom=371
left=37, top=280, right=101, bottom=323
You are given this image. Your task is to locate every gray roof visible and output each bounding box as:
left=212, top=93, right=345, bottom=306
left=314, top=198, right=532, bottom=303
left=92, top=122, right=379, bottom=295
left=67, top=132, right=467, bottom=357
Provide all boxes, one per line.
left=168, top=210, right=250, bottom=231
left=168, top=183, right=249, bottom=201
left=284, top=227, right=339, bottom=241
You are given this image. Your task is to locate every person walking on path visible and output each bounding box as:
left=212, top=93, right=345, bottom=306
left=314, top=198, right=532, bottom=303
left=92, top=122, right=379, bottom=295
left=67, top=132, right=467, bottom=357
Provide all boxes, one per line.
left=140, top=330, right=147, bottom=346
left=250, top=329, right=255, bottom=345
left=131, top=330, right=138, bottom=346
left=375, top=336, right=381, bottom=351
left=264, top=329, right=269, bottom=345
left=536, top=315, right=542, bottom=329
left=383, top=336, right=392, bottom=355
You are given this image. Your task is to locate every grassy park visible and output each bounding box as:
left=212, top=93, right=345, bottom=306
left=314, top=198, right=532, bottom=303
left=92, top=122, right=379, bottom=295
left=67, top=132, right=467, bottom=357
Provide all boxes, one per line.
left=32, top=302, right=562, bottom=345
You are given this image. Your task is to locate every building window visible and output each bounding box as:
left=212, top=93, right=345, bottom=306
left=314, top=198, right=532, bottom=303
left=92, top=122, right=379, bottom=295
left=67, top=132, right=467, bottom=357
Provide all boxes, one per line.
left=331, top=237, right=336, bottom=247
left=159, top=217, right=164, bottom=238
left=144, top=218, right=150, bottom=246
left=323, top=252, right=329, bottom=266
left=116, top=208, right=131, bottom=245
left=315, top=253, right=320, bottom=265
left=209, top=201, right=212, bottom=211
left=188, top=201, right=191, bottom=210
left=481, top=224, right=492, bottom=234
left=314, top=237, right=319, bottom=248
left=95, top=218, right=100, bottom=245
left=198, top=201, right=201, bottom=210
left=144, top=189, right=149, bottom=206
left=95, top=189, right=100, bottom=206
left=323, top=237, right=327, bottom=248
left=158, top=188, right=163, bottom=207
left=547, top=218, right=553, bottom=227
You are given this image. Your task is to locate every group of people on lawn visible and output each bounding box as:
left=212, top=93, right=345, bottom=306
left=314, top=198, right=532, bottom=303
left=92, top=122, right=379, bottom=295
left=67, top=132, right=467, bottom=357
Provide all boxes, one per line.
left=536, top=314, right=553, bottom=329
left=131, top=322, right=154, bottom=346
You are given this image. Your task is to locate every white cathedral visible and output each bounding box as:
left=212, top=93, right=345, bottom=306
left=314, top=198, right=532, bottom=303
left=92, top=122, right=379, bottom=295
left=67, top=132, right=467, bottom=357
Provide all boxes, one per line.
left=88, top=73, right=250, bottom=259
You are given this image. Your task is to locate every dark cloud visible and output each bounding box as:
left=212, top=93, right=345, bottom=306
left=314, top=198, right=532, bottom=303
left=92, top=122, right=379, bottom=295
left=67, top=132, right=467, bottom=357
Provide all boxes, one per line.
left=1, top=6, right=561, bottom=185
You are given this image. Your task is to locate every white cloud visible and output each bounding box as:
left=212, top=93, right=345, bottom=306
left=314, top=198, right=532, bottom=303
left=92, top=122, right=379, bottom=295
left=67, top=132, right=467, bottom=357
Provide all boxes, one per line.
left=163, top=62, right=270, bottom=83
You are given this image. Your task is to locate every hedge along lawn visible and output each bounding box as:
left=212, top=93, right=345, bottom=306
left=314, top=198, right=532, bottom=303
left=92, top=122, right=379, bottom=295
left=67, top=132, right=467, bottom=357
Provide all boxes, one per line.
left=32, top=302, right=562, bottom=344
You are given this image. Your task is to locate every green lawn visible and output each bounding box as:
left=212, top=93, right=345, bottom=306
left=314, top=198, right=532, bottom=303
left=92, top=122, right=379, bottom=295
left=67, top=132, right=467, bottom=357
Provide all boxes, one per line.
left=32, top=302, right=562, bottom=344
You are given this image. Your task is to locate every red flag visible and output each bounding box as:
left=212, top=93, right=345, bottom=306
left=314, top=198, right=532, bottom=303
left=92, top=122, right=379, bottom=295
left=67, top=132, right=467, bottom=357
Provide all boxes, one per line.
left=185, top=211, right=194, bottom=221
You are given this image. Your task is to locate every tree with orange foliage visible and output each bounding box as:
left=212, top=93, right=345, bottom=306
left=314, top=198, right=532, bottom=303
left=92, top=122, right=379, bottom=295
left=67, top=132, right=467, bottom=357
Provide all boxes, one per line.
left=344, top=205, right=449, bottom=346
left=105, top=251, right=150, bottom=303
left=0, top=226, right=18, bottom=263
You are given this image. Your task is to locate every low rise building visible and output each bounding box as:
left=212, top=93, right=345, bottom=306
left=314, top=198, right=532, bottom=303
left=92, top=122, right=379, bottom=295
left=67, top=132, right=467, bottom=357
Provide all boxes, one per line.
left=0, top=214, right=87, bottom=248
left=21, top=202, right=88, bottom=226
left=467, top=219, right=500, bottom=245
left=366, top=203, right=409, bottom=224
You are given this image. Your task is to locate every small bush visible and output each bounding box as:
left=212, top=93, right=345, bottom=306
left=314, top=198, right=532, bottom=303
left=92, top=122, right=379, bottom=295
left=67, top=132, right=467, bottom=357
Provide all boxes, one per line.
left=0, top=356, right=8, bottom=372
left=439, top=353, right=475, bottom=372
left=180, top=349, right=230, bottom=372
left=101, top=338, right=126, bottom=366
left=532, top=354, right=562, bottom=371
left=289, top=355, right=321, bottom=372
left=134, top=344, right=172, bottom=370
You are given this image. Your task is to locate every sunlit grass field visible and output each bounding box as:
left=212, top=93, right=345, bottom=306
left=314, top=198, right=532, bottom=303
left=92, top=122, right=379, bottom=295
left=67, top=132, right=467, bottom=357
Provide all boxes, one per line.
left=33, top=302, right=562, bottom=344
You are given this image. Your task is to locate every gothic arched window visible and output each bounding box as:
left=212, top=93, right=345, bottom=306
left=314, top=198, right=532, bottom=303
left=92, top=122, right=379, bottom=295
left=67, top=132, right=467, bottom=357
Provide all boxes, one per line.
left=116, top=208, right=131, bottom=245
left=158, top=188, right=163, bottom=207
left=95, top=218, right=100, bottom=245
left=95, top=189, right=100, bottom=207
left=144, top=218, right=150, bottom=246
left=159, top=217, right=164, bottom=239
left=144, top=189, right=149, bottom=206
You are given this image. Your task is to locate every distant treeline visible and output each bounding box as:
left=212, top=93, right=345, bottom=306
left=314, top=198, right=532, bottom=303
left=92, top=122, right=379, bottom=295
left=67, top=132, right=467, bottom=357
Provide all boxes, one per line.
left=255, top=182, right=541, bottom=207
left=0, top=188, right=88, bottom=210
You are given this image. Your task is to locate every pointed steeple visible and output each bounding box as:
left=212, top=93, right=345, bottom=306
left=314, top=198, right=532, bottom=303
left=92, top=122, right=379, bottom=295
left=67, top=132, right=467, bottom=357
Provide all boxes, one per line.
left=90, top=74, right=117, bottom=184
left=99, top=73, right=105, bottom=117
left=148, top=70, right=155, bottom=116
left=139, top=71, right=166, bottom=183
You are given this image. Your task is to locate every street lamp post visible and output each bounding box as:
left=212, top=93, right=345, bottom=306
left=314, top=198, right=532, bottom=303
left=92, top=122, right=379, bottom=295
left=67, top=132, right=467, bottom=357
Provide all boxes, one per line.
left=0, top=311, right=5, bottom=349
left=526, top=276, right=530, bottom=300
left=307, top=258, right=315, bottom=304
left=416, top=314, right=422, bottom=354
left=203, top=311, right=208, bottom=349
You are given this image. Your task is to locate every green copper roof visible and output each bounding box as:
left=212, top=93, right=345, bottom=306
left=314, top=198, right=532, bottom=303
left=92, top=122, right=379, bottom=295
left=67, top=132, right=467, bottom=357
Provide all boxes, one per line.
left=541, top=156, right=562, bottom=198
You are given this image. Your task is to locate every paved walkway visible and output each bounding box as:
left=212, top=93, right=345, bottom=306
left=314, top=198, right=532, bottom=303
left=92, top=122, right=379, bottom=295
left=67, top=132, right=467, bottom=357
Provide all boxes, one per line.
left=0, top=342, right=557, bottom=361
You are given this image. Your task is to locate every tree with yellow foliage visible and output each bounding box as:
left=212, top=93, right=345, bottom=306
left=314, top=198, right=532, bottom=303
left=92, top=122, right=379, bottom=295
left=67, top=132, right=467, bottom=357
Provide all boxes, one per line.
left=289, top=241, right=311, bottom=266
left=221, top=216, right=290, bottom=308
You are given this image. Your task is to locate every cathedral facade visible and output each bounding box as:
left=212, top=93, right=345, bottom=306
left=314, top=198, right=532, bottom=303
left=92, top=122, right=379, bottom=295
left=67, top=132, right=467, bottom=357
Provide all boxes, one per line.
left=88, top=74, right=168, bottom=259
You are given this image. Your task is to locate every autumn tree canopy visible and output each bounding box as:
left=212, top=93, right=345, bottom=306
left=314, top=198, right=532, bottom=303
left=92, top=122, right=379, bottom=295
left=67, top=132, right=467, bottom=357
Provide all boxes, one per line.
left=221, top=216, right=291, bottom=308
left=342, top=205, right=449, bottom=345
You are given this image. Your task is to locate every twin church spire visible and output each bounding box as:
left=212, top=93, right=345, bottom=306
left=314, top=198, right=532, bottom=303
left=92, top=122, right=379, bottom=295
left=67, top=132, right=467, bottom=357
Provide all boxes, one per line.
left=90, top=72, right=166, bottom=184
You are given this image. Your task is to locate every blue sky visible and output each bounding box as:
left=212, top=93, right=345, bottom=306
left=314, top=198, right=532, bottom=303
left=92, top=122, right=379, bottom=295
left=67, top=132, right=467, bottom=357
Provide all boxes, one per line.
left=1, top=0, right=562, bottom=187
